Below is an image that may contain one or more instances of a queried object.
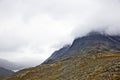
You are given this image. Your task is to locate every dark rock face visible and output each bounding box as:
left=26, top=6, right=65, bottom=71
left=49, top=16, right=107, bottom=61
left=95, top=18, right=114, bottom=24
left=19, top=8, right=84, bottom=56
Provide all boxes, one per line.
left=59, top=32, right=120, bottom=58
left=0, top=67, right=14, bottom=78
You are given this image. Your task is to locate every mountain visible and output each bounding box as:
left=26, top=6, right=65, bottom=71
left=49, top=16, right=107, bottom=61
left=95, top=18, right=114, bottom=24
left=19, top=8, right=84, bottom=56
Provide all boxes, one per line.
left=59, top=32, right=120, bottom=58
left=1, top=31, right=120, bottom=80
left=0, top=58, right=23, bottom=70
left=0, top=67, right=14, bottom=78
left=44, top=31, right=120, bottom=63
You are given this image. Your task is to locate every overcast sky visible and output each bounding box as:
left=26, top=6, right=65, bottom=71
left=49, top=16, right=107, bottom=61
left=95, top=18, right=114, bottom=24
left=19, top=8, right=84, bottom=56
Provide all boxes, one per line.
left=0, top=0, right=120, bottom=66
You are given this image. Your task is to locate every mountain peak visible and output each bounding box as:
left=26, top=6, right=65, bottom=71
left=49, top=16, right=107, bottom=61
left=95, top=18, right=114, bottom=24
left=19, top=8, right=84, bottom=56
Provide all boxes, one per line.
left=51, top=32, right=120, bottom=59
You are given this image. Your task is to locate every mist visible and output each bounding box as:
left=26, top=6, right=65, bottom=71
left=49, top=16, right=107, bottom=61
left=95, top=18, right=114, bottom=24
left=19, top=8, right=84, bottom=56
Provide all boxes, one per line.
left=0, top=0, right=120, bottom=67
left=72, top=0, right=120, bottom=38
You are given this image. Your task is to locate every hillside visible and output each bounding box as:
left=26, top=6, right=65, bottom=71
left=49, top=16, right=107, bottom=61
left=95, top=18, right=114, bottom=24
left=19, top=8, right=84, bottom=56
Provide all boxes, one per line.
left=0, top=67, right=14, bottom=78
left=1, top=32, right=120, bottom=80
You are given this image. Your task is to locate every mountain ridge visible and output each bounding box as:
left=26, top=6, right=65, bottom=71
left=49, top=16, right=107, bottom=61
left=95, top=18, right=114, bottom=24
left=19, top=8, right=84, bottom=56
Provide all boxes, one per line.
left=1, top=31, right=120, bottom=80
left=44, top=31, right=120, bottom=62
left=61, top=32, right=120, bottom=57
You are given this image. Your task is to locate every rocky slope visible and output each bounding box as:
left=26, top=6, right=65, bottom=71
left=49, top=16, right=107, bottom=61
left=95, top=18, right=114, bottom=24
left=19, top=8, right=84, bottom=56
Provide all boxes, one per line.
left=1, top=32, right=120, bottom=80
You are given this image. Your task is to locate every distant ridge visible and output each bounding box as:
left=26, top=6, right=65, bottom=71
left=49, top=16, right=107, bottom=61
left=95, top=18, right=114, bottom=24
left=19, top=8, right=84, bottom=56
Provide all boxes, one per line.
left=0, top=67, right=14, bottom=78
left=0, top=58, right=23, bottom=70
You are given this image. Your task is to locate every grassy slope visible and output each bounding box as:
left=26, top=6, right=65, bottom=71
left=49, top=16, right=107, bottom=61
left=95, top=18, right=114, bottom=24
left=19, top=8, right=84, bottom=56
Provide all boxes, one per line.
left=1, top=52, right=120, bottom=80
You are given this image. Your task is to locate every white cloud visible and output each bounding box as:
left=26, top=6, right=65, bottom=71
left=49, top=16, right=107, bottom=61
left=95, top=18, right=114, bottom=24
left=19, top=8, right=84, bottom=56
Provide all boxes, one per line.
left=0, top=0, right=120, bottom=66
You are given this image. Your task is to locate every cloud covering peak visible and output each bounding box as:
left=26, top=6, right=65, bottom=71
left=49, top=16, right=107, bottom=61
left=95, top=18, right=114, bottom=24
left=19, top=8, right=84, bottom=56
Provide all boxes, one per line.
left=72, top=0, right=120, bottom=38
